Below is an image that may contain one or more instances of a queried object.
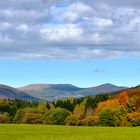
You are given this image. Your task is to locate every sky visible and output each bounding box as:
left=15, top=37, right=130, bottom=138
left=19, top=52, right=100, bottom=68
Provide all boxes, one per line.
left=0, top=0, right=140, bottom=87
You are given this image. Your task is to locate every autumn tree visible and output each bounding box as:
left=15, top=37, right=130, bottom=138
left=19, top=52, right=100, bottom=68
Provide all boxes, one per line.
left=135, top=95, right=140, bottom=111
left=37, top=101, right=49, bottom=113
left=22, top=113, right=44, bottom=124
left=73, top=104, right=86, bottom=120
left=0, top=112, right=10, bottom=123
left=65, top=115, right=78, bottom=126
left=127, top=112, right=140, bottom=126
left=117, top=91, right=129, bottom=108
left=96, top=99, right=120, bottom=113
left=13, top=108, right=44, bottom=124
left=80, top=116, right=99, bottom=126
left=113, top=105, right=127, bottom=126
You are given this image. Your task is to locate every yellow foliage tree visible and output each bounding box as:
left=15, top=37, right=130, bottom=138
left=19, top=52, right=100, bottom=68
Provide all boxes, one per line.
left=96, top=98, right=120, bottom=113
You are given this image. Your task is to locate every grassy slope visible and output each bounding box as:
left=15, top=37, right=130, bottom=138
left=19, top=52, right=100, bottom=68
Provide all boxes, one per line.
left=0, top=124, right=140, bottom=140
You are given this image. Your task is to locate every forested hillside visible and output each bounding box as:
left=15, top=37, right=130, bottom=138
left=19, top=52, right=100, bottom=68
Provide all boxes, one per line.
left=0, top=86, right=140, bottom=126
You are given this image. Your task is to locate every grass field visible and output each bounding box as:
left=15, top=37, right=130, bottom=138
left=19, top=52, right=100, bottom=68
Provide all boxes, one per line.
left=0, top=124, right=140, bottom=140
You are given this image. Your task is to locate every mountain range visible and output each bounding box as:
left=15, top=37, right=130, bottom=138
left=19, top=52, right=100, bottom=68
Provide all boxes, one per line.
left=0, top=83, right=127, bottom=101
left=0, top=84, right=40, bottom=101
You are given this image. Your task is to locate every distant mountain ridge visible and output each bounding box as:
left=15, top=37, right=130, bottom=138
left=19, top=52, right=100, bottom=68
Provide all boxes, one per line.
left=0, top=84, right=40, bottom=101
left=0, top=83, right=127, bottom=101
left=75, top=83, right=127, bottom=96
left=18, top=84, right=82, bottom=100
left=18, top=83, right=127, bottom=100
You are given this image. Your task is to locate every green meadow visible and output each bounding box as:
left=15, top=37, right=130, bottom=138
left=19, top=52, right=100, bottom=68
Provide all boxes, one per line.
left=0, top=124, right=140, bottom=140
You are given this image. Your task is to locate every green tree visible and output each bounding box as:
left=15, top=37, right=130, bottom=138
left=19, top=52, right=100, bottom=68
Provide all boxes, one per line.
left=13, top=108, right=44, bottom=124
left=13, top=108, right=27, bottom=123
left=113, top=106, right=127, bottom=126
left=99, top=108, right=114, bottom=126
left=44, top=107, right=71, bottom=125
left=37, top=101, right=49, bottom=113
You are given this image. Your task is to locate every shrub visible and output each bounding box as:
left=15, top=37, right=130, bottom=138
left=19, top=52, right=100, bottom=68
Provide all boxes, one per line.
left=0, top=112, right=10, bottom=123
left=65, top=115, right=78, bottom=126
left=13, top=108, right=45, bottom=124
left=22, top=113, right=44, bottom=124
left=13, top=109, right=27, bottom=123
left=127, top=112, right=140, bottom=126
left=79, top=116, right=99, bottom=126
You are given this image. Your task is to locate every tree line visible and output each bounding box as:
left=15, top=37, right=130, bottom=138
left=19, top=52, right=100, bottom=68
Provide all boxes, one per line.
left=1, top=86, right=140, bottom=126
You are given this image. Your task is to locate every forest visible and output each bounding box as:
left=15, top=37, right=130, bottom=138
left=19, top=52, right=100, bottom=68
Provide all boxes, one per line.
left=0, top=86, right=140, bottom=127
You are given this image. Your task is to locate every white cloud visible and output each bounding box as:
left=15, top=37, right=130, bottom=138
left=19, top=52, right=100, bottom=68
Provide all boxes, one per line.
left=0, top=22, right=11, bottom=30
left=50, top=2, right=93, bottom=23
left=17, top=24, right=29, bottom=32
left=94, top=18, right=113, bottom=27
left=0, top=34, right=13, bottom=43
left=0, top=9, right=48, bottom=22
left=0, top=0, right=139, bottom=59
left=69, top=2, right=93, bottom=13
left=40, top=24, right=83, bottom=43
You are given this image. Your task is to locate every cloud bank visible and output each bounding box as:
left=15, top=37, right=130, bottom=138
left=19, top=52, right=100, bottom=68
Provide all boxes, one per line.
left=0, top=0, right=140, bottom=59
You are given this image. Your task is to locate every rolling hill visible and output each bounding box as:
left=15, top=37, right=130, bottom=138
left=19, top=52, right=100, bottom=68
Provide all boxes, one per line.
left=0, top=83, right=127, bottom=101
left=0, top=84, right=40, bottom=101
left=18, top=83, right=127, bottom=100
left=75, top=83, right=127, bottom=96
left=18, top=84, right=82, bottom=100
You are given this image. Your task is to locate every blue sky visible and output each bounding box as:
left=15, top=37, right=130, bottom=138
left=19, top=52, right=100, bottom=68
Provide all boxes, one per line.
left=0, top=57, right=139, bottom=88
left=0, top=0, right=140, bottom=87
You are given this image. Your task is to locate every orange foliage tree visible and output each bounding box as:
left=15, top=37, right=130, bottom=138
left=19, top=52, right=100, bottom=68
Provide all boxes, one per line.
left=96, top=98, right=120, bottom=113
left=135, top=95, right=140, bottom=110
left=116, top=91, right=129, bottom=108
